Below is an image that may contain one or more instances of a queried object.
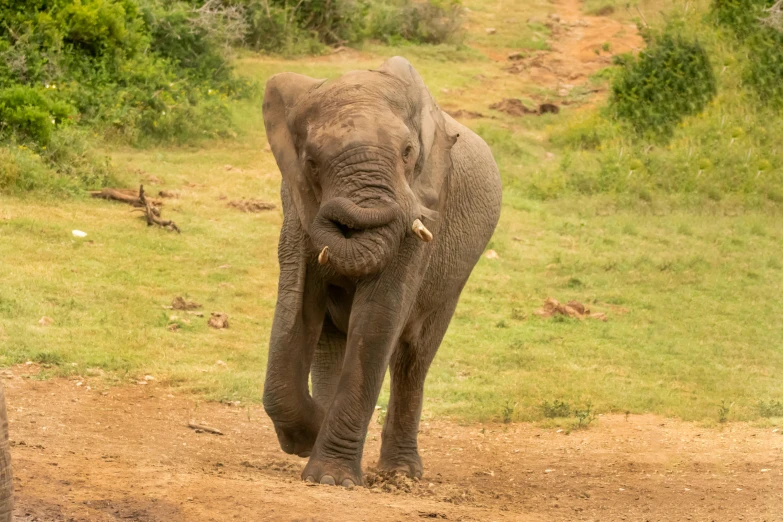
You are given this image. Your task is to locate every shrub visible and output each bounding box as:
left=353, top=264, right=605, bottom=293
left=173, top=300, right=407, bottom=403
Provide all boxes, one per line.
left=712, top=0, right=783, bottom=108
left=0, top=0, right=252, bottom=193
left=365, top=0, right=464, bottom=45
left=711, top=0, right=776, bottom=40
left=610, top=29, right=716, bottom=141
left=0, top=86, right=74, bottom=144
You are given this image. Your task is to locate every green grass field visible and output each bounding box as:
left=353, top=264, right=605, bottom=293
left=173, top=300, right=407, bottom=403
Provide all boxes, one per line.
left=1, top=0, right=782, bottom=426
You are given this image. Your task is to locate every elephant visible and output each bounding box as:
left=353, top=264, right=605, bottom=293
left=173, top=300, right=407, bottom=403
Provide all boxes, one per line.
left=261, top=56, right=502, bottom=487
left=0, top=385, right=12, bottom=521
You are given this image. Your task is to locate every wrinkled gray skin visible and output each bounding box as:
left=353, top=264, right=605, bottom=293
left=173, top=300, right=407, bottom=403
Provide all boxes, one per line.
left=262, top=56, right=502, bottom=487
left=0, top=386, right=12, bottom=521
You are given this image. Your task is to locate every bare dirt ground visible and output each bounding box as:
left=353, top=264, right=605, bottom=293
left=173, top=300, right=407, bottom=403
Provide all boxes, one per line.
left=509, top=0, right=644, bottom=91
left=3, top=368, right=782, bottom=522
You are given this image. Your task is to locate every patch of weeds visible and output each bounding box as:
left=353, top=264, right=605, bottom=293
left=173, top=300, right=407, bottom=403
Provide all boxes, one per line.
left=718, top=400, right=733, bottom=423
left=502, top=400, right=517, bottom=424
left=32, top=351, right=65, bottom=366
left=376, top=407, right=387, bottom=426
left=567, top=277, right=584, bottom=288
left=540, top=399, right=571, bottom=418
left=496, top=319, right=509, bottom=328
left=572, top=401, right=596, bottom=430
left=511, top=308, right=526, bottom=320
left=758, top=399, right=783, bottom=418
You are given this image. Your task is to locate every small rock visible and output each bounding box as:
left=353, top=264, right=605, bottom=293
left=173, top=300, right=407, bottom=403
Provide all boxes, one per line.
left=216, top=360, right=227, bottom=367
left=485, top=28, right=496, bottom=34
left=485, top=249, right=499, bottom=260
left=38, top=316, right=54, bottom=326
left=72, top=230, right=87, bottom=238
left=508, top=51, right=526, bottom=60
left=545, top=469, right=554, bottom=473
left=144, top=375, right=155, bottom=381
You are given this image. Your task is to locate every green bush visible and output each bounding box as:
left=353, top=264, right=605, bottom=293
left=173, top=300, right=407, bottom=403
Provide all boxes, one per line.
left=365, top=0, right=464, bottom=45
left=0, top=0, right=252, bottom=193
left=745, top=29, right=783, bottom=108
left=610, top=29, right=717, bottom=141
left=241, top=0, right=464, bottom=53
left=711, top=0, right=776, bottom=40
left=0, top=86, right=74, bottom=144
left=711, top=0, right=783, bottom=109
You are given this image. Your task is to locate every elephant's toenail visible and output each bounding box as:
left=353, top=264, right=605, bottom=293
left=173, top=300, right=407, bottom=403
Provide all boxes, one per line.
left=320, top=475, right=336, bottom=486
left=341, top=479, right=355, bottom=488
left=305, top=476, right=316, bottom=483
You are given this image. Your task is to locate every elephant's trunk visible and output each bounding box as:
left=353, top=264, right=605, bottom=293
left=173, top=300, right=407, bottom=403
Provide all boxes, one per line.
left=309, top=197, right=402, bottom=278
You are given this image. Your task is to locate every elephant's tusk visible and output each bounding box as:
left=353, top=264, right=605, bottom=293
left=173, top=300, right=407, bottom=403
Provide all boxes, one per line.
left=318, top=246, right=329, bottom=265
left=412, top=219, right=433, bottom=242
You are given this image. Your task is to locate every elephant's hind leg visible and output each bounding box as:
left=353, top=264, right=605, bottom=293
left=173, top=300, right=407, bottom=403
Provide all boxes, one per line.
left=311, top=315, right=346, bottom=412
left=378, top=298, right=460, bottom=479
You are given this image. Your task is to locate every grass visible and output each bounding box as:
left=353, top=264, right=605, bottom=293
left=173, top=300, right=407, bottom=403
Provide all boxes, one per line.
left=1, top=0, right=782, bottom=426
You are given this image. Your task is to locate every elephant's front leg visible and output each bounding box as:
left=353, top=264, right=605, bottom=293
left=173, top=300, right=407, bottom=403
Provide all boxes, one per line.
left=263, top=252, right=327, bottom=458
left=301, top=275, right=414, bottom=487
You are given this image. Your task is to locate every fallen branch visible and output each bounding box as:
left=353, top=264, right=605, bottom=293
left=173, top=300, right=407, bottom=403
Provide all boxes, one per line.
left=91, top=187, right=162, bottom=208
left=187, top=421, right=223, bottom=435
left=138, top=185, right=180, bottom=233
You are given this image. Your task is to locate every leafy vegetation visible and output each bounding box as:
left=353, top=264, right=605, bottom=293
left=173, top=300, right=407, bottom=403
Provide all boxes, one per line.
left=0, top=0, right=254, bottom=194
left=610, top=29, right=716, bottom=140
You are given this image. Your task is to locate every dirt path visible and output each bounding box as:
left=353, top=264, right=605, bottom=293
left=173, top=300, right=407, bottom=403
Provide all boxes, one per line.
left=507, top=0, right=643, bottom=93
left=3, top=370, right=782, bottom=521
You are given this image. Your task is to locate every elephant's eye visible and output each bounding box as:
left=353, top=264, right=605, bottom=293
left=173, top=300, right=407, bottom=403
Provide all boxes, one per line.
left=403, top=145, right=414, bottom=161
left=306, top=158, right=319, bottom=178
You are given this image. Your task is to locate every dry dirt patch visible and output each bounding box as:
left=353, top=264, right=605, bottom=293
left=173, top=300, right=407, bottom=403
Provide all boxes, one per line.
left=507, top=0, right=644, bottom=96
left=2, top=369, right=782, bottom=521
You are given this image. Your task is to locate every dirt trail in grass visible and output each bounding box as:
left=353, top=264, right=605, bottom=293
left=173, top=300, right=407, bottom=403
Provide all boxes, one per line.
left=510, top=0, right=643, bottom=91
left=5, top=372, right=782, bottom=521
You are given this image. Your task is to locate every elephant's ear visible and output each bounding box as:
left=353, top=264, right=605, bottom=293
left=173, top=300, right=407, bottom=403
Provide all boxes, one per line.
left=376, top=56, right=458, bottom=220
left=263, top=73, right=325, bottom=230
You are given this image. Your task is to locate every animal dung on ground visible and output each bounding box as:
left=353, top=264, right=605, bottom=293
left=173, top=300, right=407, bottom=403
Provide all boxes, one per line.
left=535, top=298, right=608, bottom=321
left=208, top=313, right=229, bottom=329
left=227, top=199, right=276, bottom=213
left=450, top=109, right=490, bottom=120
left=171, top=296, right=202, bottom=311
left=490, top=99, right=537, bottom=116
left=158, top=190, right=179, bottom=198
left=490, top=99, right=561, bottom=117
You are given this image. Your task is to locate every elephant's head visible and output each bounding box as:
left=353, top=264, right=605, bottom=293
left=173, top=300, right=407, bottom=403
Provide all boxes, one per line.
left=263, top=57, right=457, bottom=278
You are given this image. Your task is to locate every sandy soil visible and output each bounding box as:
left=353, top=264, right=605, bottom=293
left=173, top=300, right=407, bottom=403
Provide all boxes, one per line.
left=3, top=368, right=782, bottom=522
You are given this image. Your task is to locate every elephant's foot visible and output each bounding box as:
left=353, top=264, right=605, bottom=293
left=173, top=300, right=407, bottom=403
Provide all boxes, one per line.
left=273, top=421, right=321, bottom=458
left=377, top=452, right=423, bottom=479
left=302, top=456, right=362, bottom=488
